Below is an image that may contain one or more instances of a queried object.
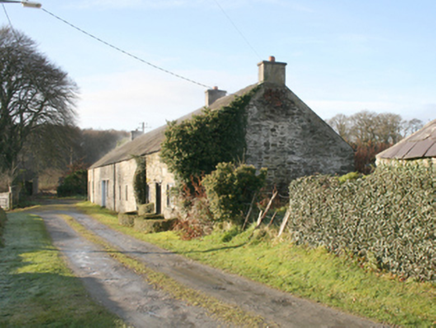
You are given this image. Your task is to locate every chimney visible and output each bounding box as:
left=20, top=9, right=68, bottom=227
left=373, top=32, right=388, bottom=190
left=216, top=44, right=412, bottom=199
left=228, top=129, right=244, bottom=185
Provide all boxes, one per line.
left=205, top=86, right=226, bottom=107
left=258, top=56, right=287, bottom=84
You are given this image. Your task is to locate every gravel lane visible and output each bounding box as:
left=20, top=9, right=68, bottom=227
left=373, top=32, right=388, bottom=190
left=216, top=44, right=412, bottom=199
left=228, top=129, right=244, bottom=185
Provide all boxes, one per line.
left=37, top=209, right=225, bottom=328
left=34, top=202, right=387, bottom=328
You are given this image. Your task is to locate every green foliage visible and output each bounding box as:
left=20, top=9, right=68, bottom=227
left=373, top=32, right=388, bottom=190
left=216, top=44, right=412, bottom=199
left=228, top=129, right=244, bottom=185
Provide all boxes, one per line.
left=203, top=163, right=267, bottom=225
left=57, top=169, right=87, bottom=197
left=132, top=155, right=147, bottom=205
left=160, top=88, right=257, bottom=183
left=338, top=171, right=361, bottom=183
left=285, top=162, right=436, bottom=281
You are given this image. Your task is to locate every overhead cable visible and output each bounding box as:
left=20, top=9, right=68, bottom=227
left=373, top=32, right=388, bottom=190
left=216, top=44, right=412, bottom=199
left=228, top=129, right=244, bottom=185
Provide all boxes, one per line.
left=212, top=0, right=261, bottom=61
left=41, top=8, right=212, bottom=89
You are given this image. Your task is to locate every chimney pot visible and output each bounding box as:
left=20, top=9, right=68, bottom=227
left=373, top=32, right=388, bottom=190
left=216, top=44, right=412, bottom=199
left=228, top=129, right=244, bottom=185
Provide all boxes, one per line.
left=269, top=56, right=275, bottom=62
left=213, top=86, right=218, bottom=90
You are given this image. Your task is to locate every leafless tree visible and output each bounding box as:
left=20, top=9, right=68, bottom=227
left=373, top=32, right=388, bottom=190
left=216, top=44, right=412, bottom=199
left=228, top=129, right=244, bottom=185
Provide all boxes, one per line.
left=0, top=27, right=77, bottom=186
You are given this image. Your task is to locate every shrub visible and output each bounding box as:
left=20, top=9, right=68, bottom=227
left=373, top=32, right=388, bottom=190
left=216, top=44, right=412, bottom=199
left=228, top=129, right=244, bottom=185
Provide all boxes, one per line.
left=284, top=162, right=435, bottom=281
left=57, top=169, right=87, bottom=197
left=203, top=163, right=267, bottom=225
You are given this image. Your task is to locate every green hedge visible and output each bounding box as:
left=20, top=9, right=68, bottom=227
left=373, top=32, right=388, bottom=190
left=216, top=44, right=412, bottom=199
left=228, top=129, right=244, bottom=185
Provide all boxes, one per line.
left=285, top=162, right=435, bottom=281
left=0, top=207, right=6, bottom=247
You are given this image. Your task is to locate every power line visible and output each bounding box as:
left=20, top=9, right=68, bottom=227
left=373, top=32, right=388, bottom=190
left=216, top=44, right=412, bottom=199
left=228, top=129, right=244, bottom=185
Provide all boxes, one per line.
left=2, top=4, right=20, bottom=39
left=41, top=8, right=213, bottom=89
left=212, top=0, right=261, bottom=61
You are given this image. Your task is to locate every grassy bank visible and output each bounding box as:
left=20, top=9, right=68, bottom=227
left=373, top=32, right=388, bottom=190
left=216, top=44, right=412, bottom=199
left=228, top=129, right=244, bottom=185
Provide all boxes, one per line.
left=0, top=210, right=128, bottom=327
left=77, top=201, right=436, bottom=327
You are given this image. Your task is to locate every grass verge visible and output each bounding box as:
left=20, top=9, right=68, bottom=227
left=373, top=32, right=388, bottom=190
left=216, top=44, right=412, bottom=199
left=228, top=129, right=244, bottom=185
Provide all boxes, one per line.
left=0, top=211, right=129, bottom=327
left=77, top=201, right=436, bottom=327
left=60, top=214, right=269, bottom=327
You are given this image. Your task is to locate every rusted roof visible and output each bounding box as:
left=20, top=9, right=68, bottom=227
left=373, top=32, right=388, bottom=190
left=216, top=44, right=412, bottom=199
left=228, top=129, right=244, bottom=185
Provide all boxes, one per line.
left=376, top=119, right=436, bottom=160
left=90, top=84, right=257, bottom=169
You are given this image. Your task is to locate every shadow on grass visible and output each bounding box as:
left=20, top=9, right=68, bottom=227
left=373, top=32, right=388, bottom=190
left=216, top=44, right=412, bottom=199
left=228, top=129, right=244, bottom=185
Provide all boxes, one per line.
left=0, top=212, right=125, bottom=328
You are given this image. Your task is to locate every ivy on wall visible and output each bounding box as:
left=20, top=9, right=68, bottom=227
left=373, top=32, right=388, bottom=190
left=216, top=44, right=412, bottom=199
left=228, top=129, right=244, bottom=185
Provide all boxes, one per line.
left=132, top=155, right=147, bottom=205
left=160, top=87, right=258, bottom=183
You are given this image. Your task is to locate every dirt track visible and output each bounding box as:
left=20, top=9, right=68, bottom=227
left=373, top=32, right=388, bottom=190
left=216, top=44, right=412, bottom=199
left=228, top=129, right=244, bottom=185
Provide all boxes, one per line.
left=30, top=201, right=386, bottom=328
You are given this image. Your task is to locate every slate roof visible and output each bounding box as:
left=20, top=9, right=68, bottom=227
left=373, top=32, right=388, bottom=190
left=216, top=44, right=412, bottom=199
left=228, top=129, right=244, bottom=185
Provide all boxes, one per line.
left=376, top=119, right=436, bottom=160
left=90, top=84, right=257, bottom=169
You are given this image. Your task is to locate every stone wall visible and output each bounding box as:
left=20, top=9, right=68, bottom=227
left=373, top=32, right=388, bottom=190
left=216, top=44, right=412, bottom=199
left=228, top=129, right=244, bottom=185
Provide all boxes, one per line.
left=245, top=83, right=355, bottom=194
left=88, top=159, right=137, bottom=213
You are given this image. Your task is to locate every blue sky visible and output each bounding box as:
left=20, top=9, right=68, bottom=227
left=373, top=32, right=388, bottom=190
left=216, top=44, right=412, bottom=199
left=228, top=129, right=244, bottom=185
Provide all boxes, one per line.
left=2, top=0, right=435, bottom=131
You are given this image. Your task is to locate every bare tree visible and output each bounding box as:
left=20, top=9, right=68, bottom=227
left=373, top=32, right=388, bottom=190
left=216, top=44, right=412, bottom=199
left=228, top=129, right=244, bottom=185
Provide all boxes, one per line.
left=0, top=27, right=77, bottom=186
left=326, top=113, right=351, bottom=141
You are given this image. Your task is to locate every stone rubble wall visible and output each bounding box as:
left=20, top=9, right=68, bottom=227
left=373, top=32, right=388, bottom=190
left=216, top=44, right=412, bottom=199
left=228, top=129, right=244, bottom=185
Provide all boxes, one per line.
left=245, top=83, right=355, bottom=194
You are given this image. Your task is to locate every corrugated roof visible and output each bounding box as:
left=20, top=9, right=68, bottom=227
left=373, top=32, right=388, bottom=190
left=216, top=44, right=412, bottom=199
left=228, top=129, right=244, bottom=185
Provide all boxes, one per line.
left=376, top=119, right=436, bottom=160
left=90, top=84, right=257, bottom=169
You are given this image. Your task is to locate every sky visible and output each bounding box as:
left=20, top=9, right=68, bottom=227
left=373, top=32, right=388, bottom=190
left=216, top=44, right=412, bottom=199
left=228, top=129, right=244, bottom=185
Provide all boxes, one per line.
left=2, top=0, right=435, bottom=132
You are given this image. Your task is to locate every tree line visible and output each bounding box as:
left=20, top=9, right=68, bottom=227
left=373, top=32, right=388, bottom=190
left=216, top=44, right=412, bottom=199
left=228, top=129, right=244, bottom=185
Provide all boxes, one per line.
left=327, top=111, right=423, bottom=173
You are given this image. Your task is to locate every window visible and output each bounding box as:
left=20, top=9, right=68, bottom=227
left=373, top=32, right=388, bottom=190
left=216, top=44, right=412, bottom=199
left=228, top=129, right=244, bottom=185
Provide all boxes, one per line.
left=119, top=186, right=121, bottom=200
left=125, top=185, right=128, bottom=201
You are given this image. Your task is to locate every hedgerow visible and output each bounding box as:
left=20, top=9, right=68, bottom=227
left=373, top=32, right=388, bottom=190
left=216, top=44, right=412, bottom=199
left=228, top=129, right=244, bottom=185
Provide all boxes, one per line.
left=284, top=161, right=435, bottom=281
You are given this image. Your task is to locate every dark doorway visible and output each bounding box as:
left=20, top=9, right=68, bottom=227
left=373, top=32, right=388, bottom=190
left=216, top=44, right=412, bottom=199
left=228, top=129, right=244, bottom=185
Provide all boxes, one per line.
left=155, top=183, right=162, bottom=214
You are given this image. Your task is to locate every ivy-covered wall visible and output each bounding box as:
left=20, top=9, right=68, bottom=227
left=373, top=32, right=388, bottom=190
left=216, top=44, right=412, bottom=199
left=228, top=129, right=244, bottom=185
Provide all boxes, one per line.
left=160, top=88, right=258, bottom=183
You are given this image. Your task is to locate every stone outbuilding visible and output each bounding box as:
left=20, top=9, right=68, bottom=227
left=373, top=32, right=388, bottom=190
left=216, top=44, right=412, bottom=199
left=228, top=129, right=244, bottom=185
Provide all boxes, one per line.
left=376, top=119, right=436, bottom=166
left=88, top=57, right=354, bottom=216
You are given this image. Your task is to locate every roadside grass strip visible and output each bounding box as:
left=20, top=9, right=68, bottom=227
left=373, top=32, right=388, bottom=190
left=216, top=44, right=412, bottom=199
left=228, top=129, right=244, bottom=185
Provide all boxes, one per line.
left=77, top=201, right=436, bottom=327
left=0, top=211, right=129, bottom=328
left=60, top=214, right=270, bottom=328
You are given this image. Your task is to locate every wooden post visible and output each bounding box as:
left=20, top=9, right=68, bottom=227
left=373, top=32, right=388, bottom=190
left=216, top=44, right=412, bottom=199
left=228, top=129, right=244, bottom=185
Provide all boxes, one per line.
left=278, top=207, right=291, bottom=237
left=242, top=192, right=257, bottom=230
left=256, top=190, right=278, bottom=228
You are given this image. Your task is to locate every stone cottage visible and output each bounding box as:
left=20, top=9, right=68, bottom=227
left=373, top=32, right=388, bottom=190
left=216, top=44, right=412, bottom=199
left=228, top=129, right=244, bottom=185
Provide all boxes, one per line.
left=376, top=119, right=436, bottom=166
left=88, top=57, right=354, bottom=216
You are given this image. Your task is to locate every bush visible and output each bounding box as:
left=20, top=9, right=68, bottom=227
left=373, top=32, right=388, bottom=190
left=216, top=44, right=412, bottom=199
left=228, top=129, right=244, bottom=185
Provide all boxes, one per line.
left=284, top=162, right=435, bottom=281
left=203, top=163, right=267, bottom=225
left=57, top=169, right=87, bottom=197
